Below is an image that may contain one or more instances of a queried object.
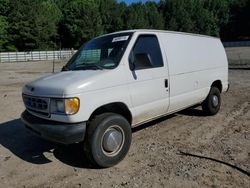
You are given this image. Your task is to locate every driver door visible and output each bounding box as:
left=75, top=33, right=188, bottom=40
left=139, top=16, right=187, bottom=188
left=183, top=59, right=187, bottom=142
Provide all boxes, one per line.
left=127, top=34, right=170, bottom=125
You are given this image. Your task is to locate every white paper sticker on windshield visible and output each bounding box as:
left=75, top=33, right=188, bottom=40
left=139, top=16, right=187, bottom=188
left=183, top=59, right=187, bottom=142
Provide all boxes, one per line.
left=112, top=36, right=129, bottom=42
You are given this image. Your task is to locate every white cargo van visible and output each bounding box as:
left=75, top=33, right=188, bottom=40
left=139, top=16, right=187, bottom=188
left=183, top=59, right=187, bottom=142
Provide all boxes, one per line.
left=21, top=30, right=229, bottom=167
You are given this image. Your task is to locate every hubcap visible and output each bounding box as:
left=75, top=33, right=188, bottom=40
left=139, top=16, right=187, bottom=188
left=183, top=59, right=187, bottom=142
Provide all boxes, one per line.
left=102, top=125, right=124, bottom=156
left=212, top=95, right=219, bottom=107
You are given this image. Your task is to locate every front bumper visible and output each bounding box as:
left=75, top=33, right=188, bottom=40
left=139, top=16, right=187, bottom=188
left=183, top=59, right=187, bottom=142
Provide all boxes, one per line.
left=21, top=110, right=86, bottom=144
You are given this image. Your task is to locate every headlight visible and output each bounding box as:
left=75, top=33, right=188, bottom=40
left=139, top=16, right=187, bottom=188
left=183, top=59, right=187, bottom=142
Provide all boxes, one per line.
left=65, top=98, right=80, bottom=115
left=50, top=98, right=80, bottom=115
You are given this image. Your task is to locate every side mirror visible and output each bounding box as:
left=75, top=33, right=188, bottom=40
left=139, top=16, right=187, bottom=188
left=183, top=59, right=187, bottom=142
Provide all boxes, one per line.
left=129, top=59, right=136, bottom=71
left=129, top=52, right=136, bottom=71
left=134, top=53, right=152, bottom=69
left=129, top=52, right=152, bottom=71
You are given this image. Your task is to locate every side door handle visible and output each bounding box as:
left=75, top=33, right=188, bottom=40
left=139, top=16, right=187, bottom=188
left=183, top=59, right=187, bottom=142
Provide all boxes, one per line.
left=165, top=79, right=168, bottom=88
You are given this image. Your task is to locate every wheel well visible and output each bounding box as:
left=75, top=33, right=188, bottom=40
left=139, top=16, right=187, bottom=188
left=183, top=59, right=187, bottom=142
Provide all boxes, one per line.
left=211, top=80, right=222, bottom=92
left=89, top=102, right=132, bottom=125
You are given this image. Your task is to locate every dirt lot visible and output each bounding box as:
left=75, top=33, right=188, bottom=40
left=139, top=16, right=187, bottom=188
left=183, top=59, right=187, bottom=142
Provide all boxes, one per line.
left=0, top=60, right=249, bottom=188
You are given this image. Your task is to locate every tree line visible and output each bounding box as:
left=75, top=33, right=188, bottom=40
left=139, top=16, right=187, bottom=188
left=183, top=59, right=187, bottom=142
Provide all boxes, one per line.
left=0, top=0, right=249, bottom=52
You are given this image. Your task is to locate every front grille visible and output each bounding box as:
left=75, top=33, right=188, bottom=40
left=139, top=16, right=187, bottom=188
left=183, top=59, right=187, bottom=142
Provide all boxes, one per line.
left=23, top=95, right=50, bottom=116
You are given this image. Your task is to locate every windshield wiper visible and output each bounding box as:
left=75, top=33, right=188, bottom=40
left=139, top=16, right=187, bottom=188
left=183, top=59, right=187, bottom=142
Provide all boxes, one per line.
left=61, top=66, right=70, bottom=71
left=74, top=64, right=104, bottom=70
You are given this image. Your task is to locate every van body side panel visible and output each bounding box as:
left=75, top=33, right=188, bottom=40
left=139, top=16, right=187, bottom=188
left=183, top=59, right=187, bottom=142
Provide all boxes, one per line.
left=123, top=32, right=170, bottom=125
left=162, top=33, right=227, bottom=74
left=160, top=33, right=228, bottom=113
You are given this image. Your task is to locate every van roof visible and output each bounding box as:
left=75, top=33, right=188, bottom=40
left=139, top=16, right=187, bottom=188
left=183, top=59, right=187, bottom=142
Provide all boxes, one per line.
left=101, top=29, right=219, bottom=40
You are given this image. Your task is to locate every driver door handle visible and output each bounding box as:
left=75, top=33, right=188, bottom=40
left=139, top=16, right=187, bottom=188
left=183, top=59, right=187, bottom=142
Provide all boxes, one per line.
left=165, top=79, right=168, bottom=88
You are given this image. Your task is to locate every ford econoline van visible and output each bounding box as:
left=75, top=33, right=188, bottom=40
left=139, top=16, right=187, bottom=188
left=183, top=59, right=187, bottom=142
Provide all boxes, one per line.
left=21, top=30, right=229, bottom=167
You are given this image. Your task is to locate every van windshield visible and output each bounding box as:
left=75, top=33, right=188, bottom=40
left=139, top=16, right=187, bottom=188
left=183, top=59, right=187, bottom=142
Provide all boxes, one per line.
left=63, top=32, right=133, bottom=71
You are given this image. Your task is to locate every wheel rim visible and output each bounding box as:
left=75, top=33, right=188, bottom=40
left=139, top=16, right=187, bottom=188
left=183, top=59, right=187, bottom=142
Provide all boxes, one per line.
left=101, top=125, right=125, bottom=157
left=212, top=95, right=219, bottom=107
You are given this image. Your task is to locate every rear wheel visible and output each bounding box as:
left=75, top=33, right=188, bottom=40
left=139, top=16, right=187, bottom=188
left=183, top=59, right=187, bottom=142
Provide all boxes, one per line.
left=202, top=87, right=221, bottom=115
left=84, top=113, right=132, bottom=168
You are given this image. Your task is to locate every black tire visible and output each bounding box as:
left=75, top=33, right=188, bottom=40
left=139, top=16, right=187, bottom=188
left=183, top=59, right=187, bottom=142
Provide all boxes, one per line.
left=84, top=113, right=132, bottom=168
left=202, top=87, right=221, bottom=116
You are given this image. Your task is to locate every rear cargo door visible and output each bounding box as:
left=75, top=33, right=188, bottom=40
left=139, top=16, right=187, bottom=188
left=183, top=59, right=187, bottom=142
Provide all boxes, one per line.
left=127, top=34, right=170, bottom=124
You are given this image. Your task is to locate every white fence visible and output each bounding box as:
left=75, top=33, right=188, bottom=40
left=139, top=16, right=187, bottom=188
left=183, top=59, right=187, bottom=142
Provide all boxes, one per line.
left=0, top=50, right=76, bottom=63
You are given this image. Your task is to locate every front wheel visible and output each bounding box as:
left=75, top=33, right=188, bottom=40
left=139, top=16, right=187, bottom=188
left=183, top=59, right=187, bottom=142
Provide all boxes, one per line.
left=84, top=113, right=132, bottom=168
left=202, top=87, right=221, bottom=115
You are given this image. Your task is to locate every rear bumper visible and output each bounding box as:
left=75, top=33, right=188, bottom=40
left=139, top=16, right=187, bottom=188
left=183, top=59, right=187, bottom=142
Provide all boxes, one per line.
left=226, top=83, right=230, bottom=92
left=222, top=81, right=230, bottom=93
left=21, top=110, right=86, bottom=144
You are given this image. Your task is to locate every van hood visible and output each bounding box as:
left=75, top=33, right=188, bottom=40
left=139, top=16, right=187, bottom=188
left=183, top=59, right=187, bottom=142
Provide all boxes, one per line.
left=22, top=70, right=120, bottom=97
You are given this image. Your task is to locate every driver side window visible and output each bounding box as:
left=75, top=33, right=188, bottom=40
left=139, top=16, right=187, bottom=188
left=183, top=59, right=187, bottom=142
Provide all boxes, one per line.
left=130, top=35, right=163, bottom=70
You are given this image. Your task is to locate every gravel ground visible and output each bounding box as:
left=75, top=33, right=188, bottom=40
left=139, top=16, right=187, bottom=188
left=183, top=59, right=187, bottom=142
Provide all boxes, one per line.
left=0, top=61, right=249, bottom=188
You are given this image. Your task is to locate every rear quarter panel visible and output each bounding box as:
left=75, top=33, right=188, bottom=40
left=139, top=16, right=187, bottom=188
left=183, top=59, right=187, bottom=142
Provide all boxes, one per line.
left=159, top=32, right=228, bottom=113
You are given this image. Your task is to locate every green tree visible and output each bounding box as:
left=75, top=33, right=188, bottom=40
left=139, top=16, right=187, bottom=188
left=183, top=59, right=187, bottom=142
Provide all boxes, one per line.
left=160, top=0, right=196, bottom=32
left=1, top=0, right=249, bottom=51
left=112, top=2, right=128, bottom=31
left=8, top=0, right=61, bottom=51
left=0, top=0, right=15, bottom=51
left=160, top=0, right=230, bottom=37
left=0, top=16, right=9, bottom=51
left=125, top=3, right=149, bottom=29
left=34, top=0, right=62, bottom=49
left=98, top=1, right=129, bottom=33
left=99, top=0, right=116, bottom=33
left=144, top=2, right=164, bottom=29
left=58, top=0, right=102, bottom=48
left=204, top=0, right=230, bottom=36
left=220, top=0, right=250, bottom=40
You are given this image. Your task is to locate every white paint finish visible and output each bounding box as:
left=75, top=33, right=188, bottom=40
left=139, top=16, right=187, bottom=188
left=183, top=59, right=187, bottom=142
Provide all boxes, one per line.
left=122, top=32, right=170, bottom=125
left=23, top=68, right=127, bottom=97
left=161, top=33, right=227, bottom=75
left=158, top=32, right=228, bottom=113
left=126, top=71, right=169, bottom=124
left=22, top=30, right=229, bottom=125
left=51, top=82, right=132, bottom=123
